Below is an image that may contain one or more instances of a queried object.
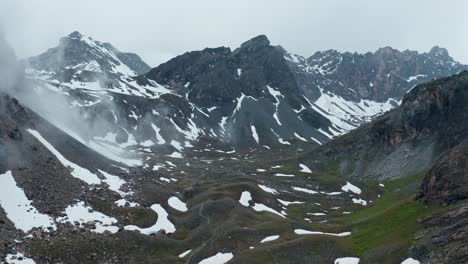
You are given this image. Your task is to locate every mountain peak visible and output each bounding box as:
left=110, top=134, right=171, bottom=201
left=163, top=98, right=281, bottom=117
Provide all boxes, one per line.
left=239, top=35, right=271, bottom=51
left=67, top=31, right=84, bottom=40
left=429, top=45, right=450, bottom=58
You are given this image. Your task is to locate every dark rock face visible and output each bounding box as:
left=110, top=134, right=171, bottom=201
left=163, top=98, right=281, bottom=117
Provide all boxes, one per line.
left=145, top=35, right=300, bottom=107
left=416, top=140, right=468, bottom=204
left=284, top=45, right=468, bottom=102
left=411, top=205, right=468, bottom=264
left=318, top=71, right=468, bottom=180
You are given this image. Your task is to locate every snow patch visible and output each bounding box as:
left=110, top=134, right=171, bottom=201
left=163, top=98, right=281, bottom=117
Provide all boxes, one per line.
left=0, top=171, right=56, bottom=232
left=334, top=257, right=360, bottom=264
left=27, top=129, right=101, bottom=185
left=168, top=197, right=188, bottom=212
left=260, top=235, right=280, bottom=243
left=294, top=229, right=351, bottom=236
left=125, top=204, right=176, bottom=234
left=199, top=252, right=234, bottom=264
left=341, top=182, right=362, bottom=194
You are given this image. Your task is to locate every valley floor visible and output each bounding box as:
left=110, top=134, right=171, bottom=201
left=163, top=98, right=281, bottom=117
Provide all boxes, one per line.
left=1, top=140, right=456, bottom=264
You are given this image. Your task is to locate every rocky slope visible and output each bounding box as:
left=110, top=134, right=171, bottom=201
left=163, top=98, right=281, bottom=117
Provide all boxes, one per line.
left=315, top=71, right=468, bottom=180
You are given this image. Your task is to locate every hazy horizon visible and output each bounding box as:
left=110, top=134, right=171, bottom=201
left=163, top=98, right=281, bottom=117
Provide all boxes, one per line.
left=1, top=0, right=467, bottom=67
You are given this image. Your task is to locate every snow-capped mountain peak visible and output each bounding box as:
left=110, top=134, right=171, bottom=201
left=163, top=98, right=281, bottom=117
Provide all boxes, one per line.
left=27, top=31, right=151, bottom=80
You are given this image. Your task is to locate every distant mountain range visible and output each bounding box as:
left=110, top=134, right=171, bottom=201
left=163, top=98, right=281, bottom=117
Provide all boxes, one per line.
left=20, top=32, right=467, bottom=163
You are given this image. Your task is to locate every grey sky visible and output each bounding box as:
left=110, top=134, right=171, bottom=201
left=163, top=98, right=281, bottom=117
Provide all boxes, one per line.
left=1, top=0, right=467, bottom=66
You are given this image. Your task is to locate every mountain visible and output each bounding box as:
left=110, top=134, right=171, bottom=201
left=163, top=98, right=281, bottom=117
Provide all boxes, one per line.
left=284, top=45, right=467, bottom=102
left=27, top=31, right=150, bottom=78
left=22, top=33, right=467, bottom=163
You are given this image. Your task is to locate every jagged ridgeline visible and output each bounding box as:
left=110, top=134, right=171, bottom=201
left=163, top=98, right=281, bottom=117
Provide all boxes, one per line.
left=22, top=32, right=467, bottom=164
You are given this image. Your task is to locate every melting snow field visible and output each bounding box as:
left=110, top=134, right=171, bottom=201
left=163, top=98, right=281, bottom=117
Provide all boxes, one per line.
left=178, top=249, right=192, bottom=258
left=27, top=129, right=101, bottom=185
left=239, top=191, right=253, bottom=207
left=125, top=204, right=176, bottom=234
left=198, top=252, right=234, bottom=264
left=260, top=235, right=280, bottom=243
left=278, top=199, right=304, bottom=206
left=334, top=257, right=360, bottom=264
left=239, top=191, right=285, bottom=218
left=168, top=196, right=188, bottom=212
left=294, top=229, right=351, bottom=237
left=292, top=186, right=318, bottom=194
left=0, top=171, right=56, bottom=232
left=258, top=184, right=279, bottom=195
left=401, top=258, right=420, bottom=264
left=274, top=173, right=295, bottom=177
left=352, top=198, right=368, bottom=206
left=4, top=252, right=36, bottom=264
left=57, top=202, right=119, bottom=234
left=299, top=164, right=312, bottom=173
left=341, top=182, right=362, bottom=194
left=99, top=170, right=129, bottom=196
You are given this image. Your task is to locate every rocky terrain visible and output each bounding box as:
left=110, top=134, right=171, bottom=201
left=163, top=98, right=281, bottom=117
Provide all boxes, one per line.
left=0, top=30, right=467, bottom=264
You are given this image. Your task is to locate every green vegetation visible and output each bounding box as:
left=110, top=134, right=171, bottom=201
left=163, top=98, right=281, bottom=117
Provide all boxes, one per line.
left=333, top=171, right=447, bottom=261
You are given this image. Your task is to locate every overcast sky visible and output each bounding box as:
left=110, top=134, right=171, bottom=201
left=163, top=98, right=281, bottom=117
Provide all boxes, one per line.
left=1, top=0, right=467, bottom=66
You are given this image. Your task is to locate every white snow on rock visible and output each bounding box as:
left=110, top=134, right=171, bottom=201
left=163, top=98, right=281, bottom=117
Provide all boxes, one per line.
left=307, top=88, right=397, bottom=135
left=274, top=173, right=295, bottom=177
left=299, top=164, right=312, bottom=173
left=252, top=203, right=285, bottom=218
left=352, top=198, right=368, bottom=206
left=294, top=132, right=308, bottom=142
left=292, top=187, right=318, bottom=194
left=307, top=212, right=327, bottom=216
left=258, top=184, right=279, bottom=195
left=0, top=171, right=56, bottom=232
left=267, top=86, right=284, bottom=126
left=401, top=258, right=420, bottom=264
left=251, top=125, right=259, bottom=144
left=170, top=140, right=184, bottom=151
left=179, top=249, right=192, bottom=258
left=151, top=123, right=166, bottom=144
left=27, top=129, right=101, bottom=185
left=294, top=229, right=351, bottom=237
left=341, top=182, right=362, bottom=194
left=98, top=170, right=129, bottom=196
left=4, top=252, right=36, bottom=264
left=125, top=204, right=176, bottom=234
left=239, top=191, right=253, bottom=207
left=256, top=169, right=266, bottom=172
left=168, top=196, right=188, bottom=212
left=57, top=201, right=119, bottom=234
left=168, top=152, right=183, bottom=158
left=239, top=191, right=285, bottom=218
left=260, top=235, right=280, bottom=243
left=198, top=252, right=234, bottom=264
left=277, top=199, right=304, bottom=206
left=334, top=257, right=360, bottom=264
left=115, top=199, right=139, bottom=207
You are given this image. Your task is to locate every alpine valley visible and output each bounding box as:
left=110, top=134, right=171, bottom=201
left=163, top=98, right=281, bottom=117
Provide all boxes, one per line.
left=0, top=31, right=467, bottom=264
